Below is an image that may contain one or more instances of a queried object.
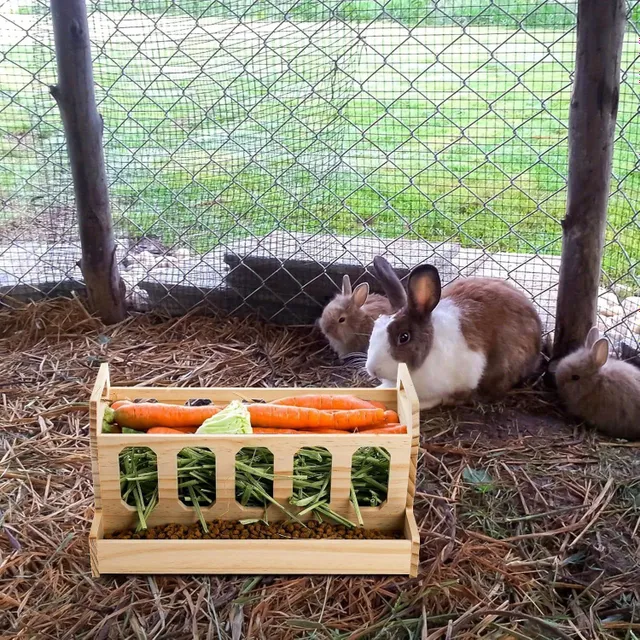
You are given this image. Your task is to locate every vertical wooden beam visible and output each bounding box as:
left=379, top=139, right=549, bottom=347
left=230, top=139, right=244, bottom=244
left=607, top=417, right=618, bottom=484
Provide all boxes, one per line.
left=50, top=0, right=126, bottom=324
left=553, top=0, right=626, bottom=360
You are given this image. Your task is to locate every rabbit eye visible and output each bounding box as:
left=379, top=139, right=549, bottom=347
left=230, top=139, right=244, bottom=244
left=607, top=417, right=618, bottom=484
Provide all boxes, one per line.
left=338, top=317, right=346, bottom=324
left=398, top=332, right=411, bottom=345
left=571, top=374, right=580, bottom=381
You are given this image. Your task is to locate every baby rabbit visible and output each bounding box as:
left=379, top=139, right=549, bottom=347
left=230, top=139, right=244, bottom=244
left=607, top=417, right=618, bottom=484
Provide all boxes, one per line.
left=365, top=256, right=542, bottom=409
left=554, top=327, right=640, bottom=440
left=319, top=274, right=393, bottom=359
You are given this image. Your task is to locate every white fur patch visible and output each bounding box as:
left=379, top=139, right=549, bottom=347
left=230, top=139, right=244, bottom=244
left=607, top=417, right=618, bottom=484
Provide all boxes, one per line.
left=366, top=301, right=486, bottom=409
left=366, top=315, right=398, bottom=383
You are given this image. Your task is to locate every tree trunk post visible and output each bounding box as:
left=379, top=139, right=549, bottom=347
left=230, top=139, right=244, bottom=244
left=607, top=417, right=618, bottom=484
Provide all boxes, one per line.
left=552, top=0, right=626, bottom=361
left=50, top=0, right=126, bottom=324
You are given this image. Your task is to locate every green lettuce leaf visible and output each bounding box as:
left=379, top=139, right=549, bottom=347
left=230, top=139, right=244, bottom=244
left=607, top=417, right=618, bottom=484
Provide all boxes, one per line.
left=196, top=400, right=252, bottom=434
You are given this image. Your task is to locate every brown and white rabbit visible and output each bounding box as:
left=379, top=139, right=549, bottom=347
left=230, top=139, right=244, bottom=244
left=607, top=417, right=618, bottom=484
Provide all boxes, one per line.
left=319, top=274, right=393, bottom=359
left=365, top=256, right=542, bottom=409
left=554, top=327, right=640, bottom=440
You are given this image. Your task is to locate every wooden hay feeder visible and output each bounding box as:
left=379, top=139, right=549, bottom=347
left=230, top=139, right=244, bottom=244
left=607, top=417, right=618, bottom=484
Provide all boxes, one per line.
left=89, top=363, right=420, bottom=576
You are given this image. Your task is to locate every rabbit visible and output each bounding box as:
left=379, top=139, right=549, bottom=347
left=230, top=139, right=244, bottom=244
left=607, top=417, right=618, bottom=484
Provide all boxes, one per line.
left=318, top=274, right=393, bottom=359
left=554, top=327, right=640, bottom=440
left=365, top=256, right=542, bottom=410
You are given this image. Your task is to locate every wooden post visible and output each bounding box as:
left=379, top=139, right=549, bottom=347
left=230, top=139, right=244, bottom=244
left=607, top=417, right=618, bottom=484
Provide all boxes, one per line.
left=50, top=0, right=126, bottom=324
left=552, top=0, right=625, bottom=360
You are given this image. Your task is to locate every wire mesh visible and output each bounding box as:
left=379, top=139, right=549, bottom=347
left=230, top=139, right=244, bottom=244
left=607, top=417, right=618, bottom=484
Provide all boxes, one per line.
left=0, top=0, right=639, bottom=354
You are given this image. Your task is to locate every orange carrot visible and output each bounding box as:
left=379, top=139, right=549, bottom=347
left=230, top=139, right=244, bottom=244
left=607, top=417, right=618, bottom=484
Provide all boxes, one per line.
left=354, top=422, right=388, bottom=431
left=357, top=424, right=406, bottom=434
left=271, top=394, right=378, bottom=411
left=148, top=425, right=198, bottom=433
left=369, top=401, right=387, bottom=410
left=384, top=410, right=399, bottom=424
left=252, top=428, right=300, bottom=434
left=299, top=428, right=348, bottom=434
left=105, top=403, right=221, bottom=431
left=111, top=400, right=132, bottom=410
left=247, top=405, right=384, bottom=430
left=148, top=426, right=191, bottom=434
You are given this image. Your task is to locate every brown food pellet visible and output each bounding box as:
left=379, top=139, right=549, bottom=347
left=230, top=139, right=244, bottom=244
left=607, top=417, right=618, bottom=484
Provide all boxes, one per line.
left=105, top=520, right=401, bottom=541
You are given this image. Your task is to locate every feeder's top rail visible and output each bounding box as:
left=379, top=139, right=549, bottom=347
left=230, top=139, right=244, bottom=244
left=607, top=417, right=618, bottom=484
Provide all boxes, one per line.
left=90, top=362, right=419, bottom=409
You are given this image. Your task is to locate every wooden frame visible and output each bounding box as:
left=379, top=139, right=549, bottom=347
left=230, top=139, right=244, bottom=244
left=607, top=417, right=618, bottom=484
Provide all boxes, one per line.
left=89, top=363, right=420, bottom=577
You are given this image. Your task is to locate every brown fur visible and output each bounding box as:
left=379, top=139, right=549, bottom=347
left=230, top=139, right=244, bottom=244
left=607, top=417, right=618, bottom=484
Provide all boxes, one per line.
left=319, top=284, right=393, bottom=358
left=444, top=278, right=543, bottom=396
left=555, top=328, right=640, bottom=440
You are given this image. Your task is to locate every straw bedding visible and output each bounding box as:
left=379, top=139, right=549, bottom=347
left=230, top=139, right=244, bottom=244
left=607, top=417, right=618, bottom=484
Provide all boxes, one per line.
left=0, top=297, right=638, bottom=639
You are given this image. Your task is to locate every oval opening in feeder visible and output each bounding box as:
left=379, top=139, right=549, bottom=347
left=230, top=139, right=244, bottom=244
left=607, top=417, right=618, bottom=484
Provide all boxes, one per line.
left=235, top=447, right=274, bottom=508
left=178, top=447, right=216, bottom=512
left=292, top=447, right=332, bottom=519
left=351, top=446, right=390, bottom=509
left=118, top=446, right=158, bottom=528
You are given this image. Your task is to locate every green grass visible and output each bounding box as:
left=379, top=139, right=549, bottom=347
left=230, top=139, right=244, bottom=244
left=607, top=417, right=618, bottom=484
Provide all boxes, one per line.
left=79, top=0, right=577, bottom=28
left=1, top=7, right=639, bottom=289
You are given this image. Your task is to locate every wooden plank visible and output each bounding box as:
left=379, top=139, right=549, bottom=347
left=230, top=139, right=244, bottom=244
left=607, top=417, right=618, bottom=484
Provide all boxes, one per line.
left=95, top=538, right=413, bottom=575
left=49, top=0, right=126, bottom=324
left=108, top=386, right=397, bottom=404
left=553, top=0, right=626, bottom=360
left=404, top=507, right=420, bottom=578
left=397, top=364, right=420, bottom=510
left=89, top=363, right=110, bottom=509
left=89, top=510, right=103, bottom=578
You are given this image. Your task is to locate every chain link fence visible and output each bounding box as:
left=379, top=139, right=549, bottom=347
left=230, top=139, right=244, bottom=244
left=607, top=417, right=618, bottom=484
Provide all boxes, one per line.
left=1, top=0, right=639, bottom=355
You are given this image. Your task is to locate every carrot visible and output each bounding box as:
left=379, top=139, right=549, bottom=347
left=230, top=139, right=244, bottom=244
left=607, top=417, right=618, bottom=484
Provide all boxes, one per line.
left=247, top=405, right=384, bottom=430
left=148, top=425, right=198, bottom=434
left=299, top=428, right=348, bottom=434
left=148, top=426, right=191, bottom=435
left=110, top=400, right=132, bottom=410
left=104, top=403, right=221, bottom=431
left=384, top=410, right=399, bottom=424
left=353, top=422, right=388, bottom=431
left=252, top=428, right=300, bottom=434
left=369, top=401, right=387, bottom=410
left=357, top=424, right=407, bottom=434
left=271, top=394, right=378, bottom=411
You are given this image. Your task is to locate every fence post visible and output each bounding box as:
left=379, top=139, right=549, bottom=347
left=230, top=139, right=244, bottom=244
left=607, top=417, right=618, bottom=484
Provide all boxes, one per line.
left=552, top=0, right=626, bottom=360
left=49, top=0, right=126, bottom=324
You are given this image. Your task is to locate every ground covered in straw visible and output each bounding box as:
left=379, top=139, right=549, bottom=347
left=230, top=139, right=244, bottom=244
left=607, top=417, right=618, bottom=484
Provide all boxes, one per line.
left=1, top=298, right=639, bottom=639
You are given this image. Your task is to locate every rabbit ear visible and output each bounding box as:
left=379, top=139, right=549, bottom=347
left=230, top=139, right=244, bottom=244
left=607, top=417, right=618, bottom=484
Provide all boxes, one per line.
left=352, top=282, right=369, bottom=308
left=373, top=256, right=406, bottom=310
left=591, top=338, right=609, bottom=368
left=342, top=274, right=352, bottom=296
left=585, top=326, right=600, bottom=348
left=407, top=264, right=441, bottom=317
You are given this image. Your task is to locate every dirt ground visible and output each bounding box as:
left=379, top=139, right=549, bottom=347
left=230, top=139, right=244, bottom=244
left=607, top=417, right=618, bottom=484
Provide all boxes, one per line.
left=0, top=298, right=638, bottom=639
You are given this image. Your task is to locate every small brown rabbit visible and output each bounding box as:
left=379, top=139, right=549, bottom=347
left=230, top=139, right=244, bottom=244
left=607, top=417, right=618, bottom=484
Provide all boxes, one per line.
left=318, top=274, right=393, bottom=359
left=555, top=327, right=640, bottom=440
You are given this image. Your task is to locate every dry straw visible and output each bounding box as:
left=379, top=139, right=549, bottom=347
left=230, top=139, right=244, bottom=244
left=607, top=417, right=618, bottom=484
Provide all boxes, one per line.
left=1, top=297, right=638, bottom=638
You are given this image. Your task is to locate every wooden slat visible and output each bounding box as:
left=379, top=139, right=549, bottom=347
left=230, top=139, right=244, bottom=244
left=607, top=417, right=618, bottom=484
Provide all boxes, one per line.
left=89, top=363, right=110, bottom=509
left=96, top=537, right=412, bottom=575
left=397, top=364, right=420, bottom=510
left=89, top=510, right=104, bottom=578
left=108, top=386, right=397, bottom=404
left=404, top=507, right=420, bottom=578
